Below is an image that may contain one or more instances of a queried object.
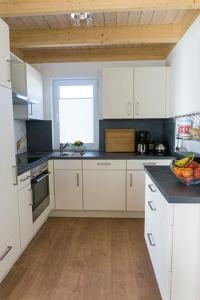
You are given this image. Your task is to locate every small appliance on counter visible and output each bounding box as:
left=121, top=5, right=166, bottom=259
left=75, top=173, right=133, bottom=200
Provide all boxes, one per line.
left=155, top=143, right=167, bottom=156
left=136, top=131, right=150, bottom=154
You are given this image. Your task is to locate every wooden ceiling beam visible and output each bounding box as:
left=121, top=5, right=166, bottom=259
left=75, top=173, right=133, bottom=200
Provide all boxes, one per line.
left=21, top=45, right=174, bottom=64
left=10, top=24, right=181, bottom=49
left=0, top=0, right=198, bottom=17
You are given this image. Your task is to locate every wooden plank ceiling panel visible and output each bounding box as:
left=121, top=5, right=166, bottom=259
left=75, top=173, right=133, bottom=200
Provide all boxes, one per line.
left=117, top=12, right=129, bottom=26
left=128, top=12, right=142, bottom=25
left=162, top=10, right=181, bottom=24
left=0, top=0, right=196, bottom=17
left=93, top=13, right=105, bottom=27
left=139, top=11, right=154, bottom=25
left=151, top=10, right=167, bottom=24
left=104, top=12, right=117, bottom=26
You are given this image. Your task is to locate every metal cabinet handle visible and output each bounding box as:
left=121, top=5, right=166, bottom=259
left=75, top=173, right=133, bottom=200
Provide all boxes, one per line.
left=76, top=173, right=80, bottom=187
left=29, top=103, right=33, bottom=116
left=32, top=172, right=49, bottom=183
left=148, top=184, right=157, bottom=193
left=143, top=163, right=156, bottom=166
left=147, top=233, right=156, bottom=247
left=6, top=59, right=11, bottom=82
left=20, top=175, right=31, bottom=182
left=97, top=162, right=111, bottom=166
left=29, top=188, right=33, bottom=206
left=135, top=101, right=140, bottom=116
left=148, top=201, right=156, bottom=211
left=12, top=165, right=18, bottom=186
left=128, top=102, right=131, bottom=115
left=130, top=173, right=133, bottom=188
left=0, top=246, right=12, bottom=261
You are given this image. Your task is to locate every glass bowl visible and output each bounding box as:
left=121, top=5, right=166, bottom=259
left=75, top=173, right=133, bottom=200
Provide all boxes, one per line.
left=170, top=161, right=200, bottom=186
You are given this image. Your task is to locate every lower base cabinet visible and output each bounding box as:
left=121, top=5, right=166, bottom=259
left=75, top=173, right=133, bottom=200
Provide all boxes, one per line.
left=83, top=170, right=126, bottom=211
left=145, top=173, right=200, bottom=300
left=127, top=170, right=145, bottom=211
left=54, top=170, right=83, bottom=210
left=18, top=183, right=34, bottom=250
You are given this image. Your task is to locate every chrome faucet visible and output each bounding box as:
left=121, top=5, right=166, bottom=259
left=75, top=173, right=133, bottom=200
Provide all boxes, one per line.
left=60, top=142, right=69, bottom=153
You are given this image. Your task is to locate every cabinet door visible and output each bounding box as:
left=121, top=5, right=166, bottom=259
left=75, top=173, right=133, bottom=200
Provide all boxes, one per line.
left=83, top=170, right=126, bottom=210
left=0, top=19, right=10, bottom=60
left=55, top=170, right=83, bottom=210
left=134, top=67, right=167, bottom=118
left=0, top=86, right=20, bottom=282
left=18, top=184, right=33, bottom=250
left=127, top=170, right=145, bottom=211
left=26, top=64, right=43, bottom=120
left=0, top=86, right=19, bottom=244
left=102, top=68, right=133, bottom=119
left=11, top=54, right=27, bottom=95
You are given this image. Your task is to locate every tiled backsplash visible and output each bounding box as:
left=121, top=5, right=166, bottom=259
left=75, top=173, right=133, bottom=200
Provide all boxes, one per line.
left=14, top=120, right=27, bottom=154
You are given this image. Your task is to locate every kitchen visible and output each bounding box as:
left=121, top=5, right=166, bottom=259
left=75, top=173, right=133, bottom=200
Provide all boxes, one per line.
left=0, top=2, right=200, bottom=300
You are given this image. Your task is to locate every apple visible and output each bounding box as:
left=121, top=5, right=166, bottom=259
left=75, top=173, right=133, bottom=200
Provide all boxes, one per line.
left=194, top=167, right=200, bottom=179
left=186, top=161, right=199, bottom=169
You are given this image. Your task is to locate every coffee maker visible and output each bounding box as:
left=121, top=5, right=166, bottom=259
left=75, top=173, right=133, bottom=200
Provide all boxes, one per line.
left=137, top=131, right=150, bottom=154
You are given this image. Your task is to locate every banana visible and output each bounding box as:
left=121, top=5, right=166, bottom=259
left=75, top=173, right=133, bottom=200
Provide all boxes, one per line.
left=175, top=154, right=195, bottom=167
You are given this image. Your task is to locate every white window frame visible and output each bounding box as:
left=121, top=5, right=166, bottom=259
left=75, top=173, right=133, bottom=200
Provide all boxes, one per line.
left=53, top=78, right=99, bottom=150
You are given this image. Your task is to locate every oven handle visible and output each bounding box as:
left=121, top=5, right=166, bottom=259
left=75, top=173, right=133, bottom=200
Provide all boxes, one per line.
left=32, top=172, right=49, bottom=184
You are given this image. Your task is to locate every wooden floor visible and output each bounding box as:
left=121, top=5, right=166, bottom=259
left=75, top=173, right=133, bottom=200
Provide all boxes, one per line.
left=0, top=218, right=161, bottom=300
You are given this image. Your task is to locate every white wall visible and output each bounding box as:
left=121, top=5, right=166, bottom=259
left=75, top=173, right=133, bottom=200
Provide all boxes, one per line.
left=167, top=16, right=200, bottom=117
left=34, top=60, right=165, bottom=121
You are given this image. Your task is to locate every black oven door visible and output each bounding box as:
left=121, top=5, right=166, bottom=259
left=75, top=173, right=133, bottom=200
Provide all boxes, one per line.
left=31, top=172, right=50, bottom=222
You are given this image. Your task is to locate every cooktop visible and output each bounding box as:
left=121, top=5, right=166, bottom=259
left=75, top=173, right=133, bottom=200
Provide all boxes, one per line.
left=16, top=156, right=44, bottom=166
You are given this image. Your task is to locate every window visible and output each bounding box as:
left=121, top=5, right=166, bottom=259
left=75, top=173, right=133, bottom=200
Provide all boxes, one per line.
left=53, top=79, right=98, bottom=149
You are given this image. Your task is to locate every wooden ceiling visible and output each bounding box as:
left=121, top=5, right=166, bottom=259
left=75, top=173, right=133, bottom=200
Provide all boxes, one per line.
left=1, top=1, right=200, bottom=63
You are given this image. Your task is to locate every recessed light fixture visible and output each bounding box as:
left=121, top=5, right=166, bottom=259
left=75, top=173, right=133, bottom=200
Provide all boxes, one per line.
left=70, top=12, right=93, bottom=26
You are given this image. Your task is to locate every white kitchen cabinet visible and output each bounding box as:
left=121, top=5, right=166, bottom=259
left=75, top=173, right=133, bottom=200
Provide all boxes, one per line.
left=54, top=160, right=83, bottom=210
left=0, top=19, right=11, bottom=89
left=83, top=160, right=126, bottom=211
left=54, top=170, right=83, bottom=210
left=127, top=171, right=145, bottom=211
left=134, top=67, right=168, bottom=118
left=26, top=63, right=43, bottom=120
left=102, top=67, right=134, bottom=119
left=0, top=85, right=21, bottom=283
left=11, top=56, right=44, bottom=120
left=145, top=173, right=200, bottom=300
left=127, top=159, right=171, bottom=212
left=18, top=180, right=33, bottom=250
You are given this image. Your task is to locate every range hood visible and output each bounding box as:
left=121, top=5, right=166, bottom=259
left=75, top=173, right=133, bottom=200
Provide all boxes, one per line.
left=12, top=92, right=38, bottom=105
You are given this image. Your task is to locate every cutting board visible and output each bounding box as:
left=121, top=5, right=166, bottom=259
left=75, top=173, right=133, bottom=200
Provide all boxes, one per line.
left=105, top=129, right=135, bottom=152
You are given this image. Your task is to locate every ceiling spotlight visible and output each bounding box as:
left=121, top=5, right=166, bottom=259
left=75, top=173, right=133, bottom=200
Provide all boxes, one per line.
left=70, top=12, right=93, bottom=26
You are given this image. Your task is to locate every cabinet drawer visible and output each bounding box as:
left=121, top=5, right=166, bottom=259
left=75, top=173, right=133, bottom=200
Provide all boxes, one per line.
left=0, top=234, right=20, bottom=283
left=17, top=171, right=31, bottom=191
left=83, top=160, right=126, bottom=170
left=127, top=159, right=171, bottom=170
left=54, top=160, right=82, bottom=170
left=145, top=174, right=173, bottom=226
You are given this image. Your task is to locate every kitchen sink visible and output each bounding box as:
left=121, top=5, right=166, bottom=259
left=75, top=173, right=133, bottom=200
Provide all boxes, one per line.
left=60, top=151, right=85, bottom=157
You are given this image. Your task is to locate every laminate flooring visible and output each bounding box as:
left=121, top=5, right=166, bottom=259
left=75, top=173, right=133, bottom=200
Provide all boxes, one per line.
left=0, top=218, right=161, bottom=300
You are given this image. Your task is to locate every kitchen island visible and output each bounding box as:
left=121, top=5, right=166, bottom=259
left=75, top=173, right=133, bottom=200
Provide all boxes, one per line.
left=144, top=165, right=200, bottom=300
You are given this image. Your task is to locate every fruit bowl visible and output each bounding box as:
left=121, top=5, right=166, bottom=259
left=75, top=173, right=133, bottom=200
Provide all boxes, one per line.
left=171, top=158, right=200, bottom=186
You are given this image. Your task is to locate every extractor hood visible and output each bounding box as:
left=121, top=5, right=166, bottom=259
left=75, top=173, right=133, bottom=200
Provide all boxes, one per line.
left=12, top=92, right=38, bottom=105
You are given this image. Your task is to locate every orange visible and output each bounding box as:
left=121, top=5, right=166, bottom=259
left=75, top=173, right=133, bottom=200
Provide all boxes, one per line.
left=174, top=167, right=184, bottom=177
left=182, top=168, right=194, bottom=178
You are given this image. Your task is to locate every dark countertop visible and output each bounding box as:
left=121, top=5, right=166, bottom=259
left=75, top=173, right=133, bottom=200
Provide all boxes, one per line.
left=16, top=151, right=173, bottom=176
left=145, top=166, right=200, bottom=204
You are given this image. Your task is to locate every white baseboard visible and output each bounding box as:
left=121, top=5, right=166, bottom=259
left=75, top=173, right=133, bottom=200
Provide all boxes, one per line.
left=49, top=210, right=144, bottom=218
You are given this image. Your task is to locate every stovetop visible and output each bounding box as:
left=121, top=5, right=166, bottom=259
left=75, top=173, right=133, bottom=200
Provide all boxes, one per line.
left=16, top=156, right=46, bottom=166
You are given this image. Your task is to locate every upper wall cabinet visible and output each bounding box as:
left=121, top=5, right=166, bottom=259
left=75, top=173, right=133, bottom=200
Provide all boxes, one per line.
left=11, top=54, right=44, bottom=120
left=0, top=19, right=11, bottom=89
left=102, top=67, right=134, bottom=119
left=134, top=67, right=169, bottom=119
left=102, top=66, right=170, bottom=119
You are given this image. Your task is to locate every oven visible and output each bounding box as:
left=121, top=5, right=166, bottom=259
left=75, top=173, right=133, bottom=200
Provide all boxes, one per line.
left=31, top=162, right=50, bottom=222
